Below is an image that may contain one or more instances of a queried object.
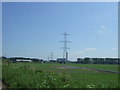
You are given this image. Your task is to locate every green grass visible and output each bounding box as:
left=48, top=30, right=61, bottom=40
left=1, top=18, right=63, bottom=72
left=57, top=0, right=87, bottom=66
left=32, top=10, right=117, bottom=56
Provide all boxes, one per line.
left=2, top=61, right=119, bottom=88
left=66, top=64, right=119, bottom=71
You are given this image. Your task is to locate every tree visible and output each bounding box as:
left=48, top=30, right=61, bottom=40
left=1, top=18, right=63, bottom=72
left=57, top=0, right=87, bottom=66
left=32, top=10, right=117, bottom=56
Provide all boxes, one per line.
left=77, top=58, right=84, bottom=64
left=84, top=57, right=91, bottom=64
left=1, top=56, right=7, bottom=60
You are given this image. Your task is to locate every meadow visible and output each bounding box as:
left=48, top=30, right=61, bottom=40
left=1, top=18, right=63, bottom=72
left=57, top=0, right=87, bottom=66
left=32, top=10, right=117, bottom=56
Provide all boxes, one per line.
left=2, top=60, right=119, bottom=88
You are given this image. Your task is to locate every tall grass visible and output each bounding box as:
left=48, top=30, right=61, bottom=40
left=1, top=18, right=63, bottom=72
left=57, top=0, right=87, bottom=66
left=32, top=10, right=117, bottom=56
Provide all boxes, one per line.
left=2, top=62, right=119, bottom=88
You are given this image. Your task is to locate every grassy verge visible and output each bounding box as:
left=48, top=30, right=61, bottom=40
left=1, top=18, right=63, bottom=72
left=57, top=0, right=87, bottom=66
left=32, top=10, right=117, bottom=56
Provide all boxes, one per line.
left=2, top=62, right=119, bottom=88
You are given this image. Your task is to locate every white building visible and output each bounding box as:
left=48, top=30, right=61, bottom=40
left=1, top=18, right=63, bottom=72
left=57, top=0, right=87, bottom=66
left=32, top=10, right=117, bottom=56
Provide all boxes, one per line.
left=16, top=59, right=32, bottom=62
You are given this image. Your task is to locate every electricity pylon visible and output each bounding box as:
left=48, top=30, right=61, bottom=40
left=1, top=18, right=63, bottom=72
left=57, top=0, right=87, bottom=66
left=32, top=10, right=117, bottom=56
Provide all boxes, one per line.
left=60, top=32, right=70, bottom=61
left=50, top=52, right=53, bottom=60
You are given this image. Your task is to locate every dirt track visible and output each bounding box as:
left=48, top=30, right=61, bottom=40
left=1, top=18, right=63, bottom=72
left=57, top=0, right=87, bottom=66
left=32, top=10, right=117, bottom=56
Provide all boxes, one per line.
left=53, top=65, right=120, bottom=73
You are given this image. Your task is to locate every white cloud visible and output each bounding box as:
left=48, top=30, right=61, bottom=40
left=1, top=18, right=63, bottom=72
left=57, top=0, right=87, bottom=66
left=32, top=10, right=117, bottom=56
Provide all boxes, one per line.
left=112, top=48, right=116, bottom=50
left=97, top=30, right=102, bottom=33
left=85, top=48, right=96, bottom=51
left=96, top=25, right=106, bottom=34
left=101, top=25, right=106, bottom=29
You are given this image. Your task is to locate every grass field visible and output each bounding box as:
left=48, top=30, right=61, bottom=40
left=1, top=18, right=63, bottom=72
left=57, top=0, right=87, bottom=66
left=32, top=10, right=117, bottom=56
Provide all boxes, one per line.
left=2, top=61, right=119, bottom=88
left=66, top=64, right=119, bottom=71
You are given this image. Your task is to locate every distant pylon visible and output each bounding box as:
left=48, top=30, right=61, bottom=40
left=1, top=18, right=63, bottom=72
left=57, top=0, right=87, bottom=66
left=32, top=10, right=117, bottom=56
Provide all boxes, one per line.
left=50, top=52, right=53, bottom=60
left=48, top=56, right=50, bottom=61
left=60, top=32, right=70, bottom=61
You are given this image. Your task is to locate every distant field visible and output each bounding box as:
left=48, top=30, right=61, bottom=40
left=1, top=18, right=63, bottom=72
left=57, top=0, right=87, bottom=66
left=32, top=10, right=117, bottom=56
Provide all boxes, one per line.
left=2, top=61, right=119, bottom=88
left=66, top=64, right=119, bottom=71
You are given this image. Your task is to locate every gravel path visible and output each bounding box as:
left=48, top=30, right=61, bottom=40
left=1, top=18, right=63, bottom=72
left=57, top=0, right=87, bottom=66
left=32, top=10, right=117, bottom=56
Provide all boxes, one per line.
left=54, top=65, right=120, bottom=73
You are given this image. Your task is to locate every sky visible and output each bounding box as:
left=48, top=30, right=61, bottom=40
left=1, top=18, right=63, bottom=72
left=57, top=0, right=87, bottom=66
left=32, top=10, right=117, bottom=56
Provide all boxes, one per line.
left=2, top=2, right=118, bottom=61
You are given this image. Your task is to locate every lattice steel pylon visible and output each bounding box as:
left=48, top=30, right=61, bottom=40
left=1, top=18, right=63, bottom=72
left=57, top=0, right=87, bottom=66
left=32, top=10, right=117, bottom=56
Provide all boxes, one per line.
left=60, top=32, right=70, bottom=61
left=50, top=52, right=53, bottom=60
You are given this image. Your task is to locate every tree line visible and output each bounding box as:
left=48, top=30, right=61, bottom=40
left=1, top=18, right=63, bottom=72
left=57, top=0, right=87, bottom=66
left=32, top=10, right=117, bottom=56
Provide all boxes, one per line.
left=77, top=57, right=120, bottom=64
left=1, top=56, right=120, bottom=64
left=1, top=56, right=45, bottom=63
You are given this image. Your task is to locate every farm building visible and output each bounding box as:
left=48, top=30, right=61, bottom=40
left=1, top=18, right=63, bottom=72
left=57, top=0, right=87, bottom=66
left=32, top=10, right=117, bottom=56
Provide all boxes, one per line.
left=57, top=58, right=66, bottom=64
left=10, top=57, right=32, bottom=63
left=57, top=58, right=65, bottom=61
left=16, top=59, right=32, bottom=62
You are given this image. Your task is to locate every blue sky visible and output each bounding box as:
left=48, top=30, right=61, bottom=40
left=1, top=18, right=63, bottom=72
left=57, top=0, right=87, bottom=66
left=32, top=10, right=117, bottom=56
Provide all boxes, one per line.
left=2, top=2, right=118, bottom=61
